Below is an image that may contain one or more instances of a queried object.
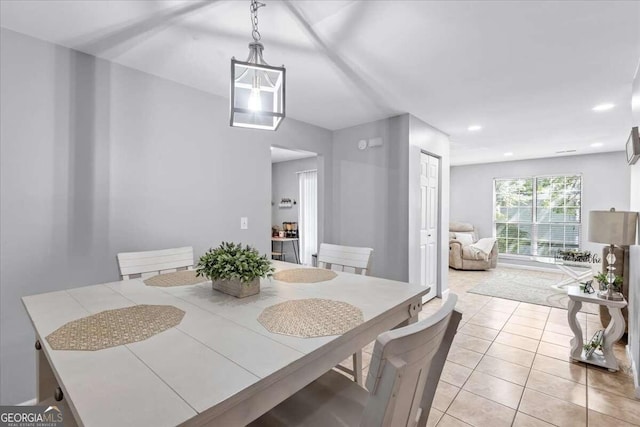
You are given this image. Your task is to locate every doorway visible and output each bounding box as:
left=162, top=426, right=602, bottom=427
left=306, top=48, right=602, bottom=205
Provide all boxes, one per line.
left=271, top=147, right=318, bottom=265
left=420, top=152, right=439, bottom=301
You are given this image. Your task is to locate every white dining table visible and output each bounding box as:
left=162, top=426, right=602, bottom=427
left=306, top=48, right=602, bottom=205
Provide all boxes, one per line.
left=22, top=261, right=429, bottom=427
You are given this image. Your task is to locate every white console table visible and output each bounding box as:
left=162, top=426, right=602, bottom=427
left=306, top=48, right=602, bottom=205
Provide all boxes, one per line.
left=567, top=286, right=627, bottom=371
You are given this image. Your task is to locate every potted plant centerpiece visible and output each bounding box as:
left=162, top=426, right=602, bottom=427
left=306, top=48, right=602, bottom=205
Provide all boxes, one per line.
left=196, top=242, right=274, bottom=298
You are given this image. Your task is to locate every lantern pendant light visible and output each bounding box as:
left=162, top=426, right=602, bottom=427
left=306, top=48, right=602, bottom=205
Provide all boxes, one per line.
left=230, top=0, right=285, bottom=131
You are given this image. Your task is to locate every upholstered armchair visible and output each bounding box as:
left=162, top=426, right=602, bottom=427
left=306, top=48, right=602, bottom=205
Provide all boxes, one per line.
left=449, top=222, right=498, bottom=270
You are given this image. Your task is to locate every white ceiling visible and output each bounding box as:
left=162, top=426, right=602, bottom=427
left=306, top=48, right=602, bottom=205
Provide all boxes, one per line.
left=271, top=146, right=316, bottom=163
left=1, top=1, right=639, bottom=165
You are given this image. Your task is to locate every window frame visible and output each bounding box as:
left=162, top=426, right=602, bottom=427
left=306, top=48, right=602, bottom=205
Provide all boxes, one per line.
left=493, top=173, right=583, bottom=259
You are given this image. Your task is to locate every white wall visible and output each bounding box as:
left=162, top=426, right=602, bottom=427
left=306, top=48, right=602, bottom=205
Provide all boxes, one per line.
left=271, top=156, right=318, bottom=261
left=0, top=28, right=332, bottom=405
left=450, top=152, right=631, bottom=256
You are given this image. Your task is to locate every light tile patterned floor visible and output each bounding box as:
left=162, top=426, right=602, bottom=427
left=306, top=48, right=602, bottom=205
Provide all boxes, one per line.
left=342, top=267, right=640, bottom=427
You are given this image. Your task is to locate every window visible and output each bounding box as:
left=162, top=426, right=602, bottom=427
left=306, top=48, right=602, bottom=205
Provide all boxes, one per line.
left=494, top=175, right=581, bottom=257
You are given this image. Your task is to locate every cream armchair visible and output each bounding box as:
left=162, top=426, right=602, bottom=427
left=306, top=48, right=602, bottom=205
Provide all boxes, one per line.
left=449, top=222, right=498, bottom=270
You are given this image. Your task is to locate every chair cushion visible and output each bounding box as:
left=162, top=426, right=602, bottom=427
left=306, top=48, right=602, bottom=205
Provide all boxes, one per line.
left=249, top=370, right=368, bottom=427
left=453, top=233, right=474, bottom=246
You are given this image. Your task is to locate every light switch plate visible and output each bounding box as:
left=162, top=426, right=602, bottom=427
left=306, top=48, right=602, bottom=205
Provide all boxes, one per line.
left=240, top=217, right=248, bottom=229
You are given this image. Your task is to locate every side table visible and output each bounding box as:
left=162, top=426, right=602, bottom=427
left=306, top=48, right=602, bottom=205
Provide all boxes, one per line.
left=567, top=285, right=627, bottom=371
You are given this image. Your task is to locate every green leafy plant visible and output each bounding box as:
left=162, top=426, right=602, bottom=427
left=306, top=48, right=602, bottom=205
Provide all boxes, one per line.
left=583, top=330, right=604, bottom=357
left=196, top=242, right=274, bottom=283
left=593, top=272, right=623, bottom=291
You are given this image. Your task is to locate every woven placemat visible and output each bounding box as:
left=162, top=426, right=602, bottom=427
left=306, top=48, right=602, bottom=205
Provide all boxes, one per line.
left=258, top=298, right=363, bottom=338
left=46, top=305, right=185, bottom=351
left=143, top=270, right=206, bottom=287
left=273, top=268, right=337, bottom=283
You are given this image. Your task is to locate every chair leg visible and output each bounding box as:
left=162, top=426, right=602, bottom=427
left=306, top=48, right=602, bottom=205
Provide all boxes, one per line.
left=353, top=351, right=363, bottom=386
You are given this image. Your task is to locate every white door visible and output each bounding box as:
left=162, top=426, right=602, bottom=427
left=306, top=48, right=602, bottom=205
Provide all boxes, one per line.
left=420, top=153, right=439, bottom=300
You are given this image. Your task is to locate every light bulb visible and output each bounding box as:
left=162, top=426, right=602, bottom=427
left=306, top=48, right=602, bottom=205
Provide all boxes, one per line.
left=248, top=87, right=262, bottom=111
left=248, top=74, right=262, bottom=111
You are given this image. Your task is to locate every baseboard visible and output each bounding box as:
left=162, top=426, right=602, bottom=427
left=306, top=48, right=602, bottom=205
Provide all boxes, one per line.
left=439, top=288, right=450, bottom=300
left=17, top=398, right=37, bottom=406
left=498, top=262, right=558, bottom=273
left=626, top=345, right=640, bottom=399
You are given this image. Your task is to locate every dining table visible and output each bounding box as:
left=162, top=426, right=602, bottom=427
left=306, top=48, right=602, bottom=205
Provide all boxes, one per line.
left=22, top=261, right=429, bottom=426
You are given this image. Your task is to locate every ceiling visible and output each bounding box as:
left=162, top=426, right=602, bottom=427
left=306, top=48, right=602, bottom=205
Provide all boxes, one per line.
left=271, top=146, right=316, bottom=163
left=1, top=1, right=638, bottom=165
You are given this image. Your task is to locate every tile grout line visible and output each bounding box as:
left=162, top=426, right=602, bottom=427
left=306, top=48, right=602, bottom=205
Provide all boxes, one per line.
left=444, top=295, right=636, bottom=427
left=443, top=298, right=526, bottom=426
left=437, top=297, right=495, bottom=426
left=452, top=298, right=574, bottom=427
left=508, top=305, right=563, bottom=427
left=448, top=271, right=636, bottom=427
left=506, top=301, right=539, bottom=427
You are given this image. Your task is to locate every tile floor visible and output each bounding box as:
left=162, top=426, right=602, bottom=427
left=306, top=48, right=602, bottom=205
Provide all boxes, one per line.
left=341, top=267, right=640, bottom=427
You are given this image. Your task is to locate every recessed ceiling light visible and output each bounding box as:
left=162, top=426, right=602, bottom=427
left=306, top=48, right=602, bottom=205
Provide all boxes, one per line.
left=504, top=152, right=513, bottom=157
left=468, top=125, right=482, bottom=131
left=592, top=103, right=615, bottom=112
left=590, top=142, right=604, bottom=147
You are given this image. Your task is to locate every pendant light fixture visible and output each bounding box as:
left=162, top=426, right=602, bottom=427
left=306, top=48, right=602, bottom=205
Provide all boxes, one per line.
left=230, top=0, right=285, bottom=131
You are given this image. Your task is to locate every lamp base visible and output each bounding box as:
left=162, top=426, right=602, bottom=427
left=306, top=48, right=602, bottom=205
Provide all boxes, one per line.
left=597, top=290, right=624, bottom=301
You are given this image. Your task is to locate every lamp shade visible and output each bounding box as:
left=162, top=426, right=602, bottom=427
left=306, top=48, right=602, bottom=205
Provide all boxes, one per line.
left=588, top=209, right=638, bottom=245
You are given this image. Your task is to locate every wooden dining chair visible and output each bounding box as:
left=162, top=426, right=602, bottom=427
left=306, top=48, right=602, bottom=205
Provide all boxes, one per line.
left=250, top=294, right=461, bottom=427
left=317, top=243, right=374, bottom=385
left=317, top=243, right=373, bottom=275
left=116, top=246, right=194, bottom=280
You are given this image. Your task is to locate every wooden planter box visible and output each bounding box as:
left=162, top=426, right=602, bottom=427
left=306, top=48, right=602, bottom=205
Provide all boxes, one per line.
left=212, top=278, right=260, bottom=298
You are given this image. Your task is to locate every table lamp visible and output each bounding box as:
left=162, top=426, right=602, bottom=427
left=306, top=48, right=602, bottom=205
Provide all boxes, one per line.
left=588, top=208, right=638, bottom=300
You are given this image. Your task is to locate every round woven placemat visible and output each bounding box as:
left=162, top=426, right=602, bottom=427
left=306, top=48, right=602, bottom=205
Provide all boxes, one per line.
left=46, top=305, right=185, bottom=351
left=143, top=270, right=206, bottom=287
left=258, top=298, right=363, bottom=338
left=273, top=268, right=337, bottom=283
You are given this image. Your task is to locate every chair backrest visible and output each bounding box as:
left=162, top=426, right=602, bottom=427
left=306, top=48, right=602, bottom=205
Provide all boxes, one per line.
left=449, top=222, right=478, bottom=243
left=361, top=294, right=461, bottom=427
left=317, top=243, right=373, bottom=275
left=116, top=246, right=194, bottom=280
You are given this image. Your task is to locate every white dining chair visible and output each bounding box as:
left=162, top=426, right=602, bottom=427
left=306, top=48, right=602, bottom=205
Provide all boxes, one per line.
left=250, top=294, right=461, bottom=427
left=116, top=246, right=194, bottom=280
left=318, top=243, right=374, bottom=385
left=317, top=243, right=373, bottom=275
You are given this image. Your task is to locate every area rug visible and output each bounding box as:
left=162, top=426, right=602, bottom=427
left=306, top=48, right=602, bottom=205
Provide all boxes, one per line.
left=467, top=269, right=598, bottom=313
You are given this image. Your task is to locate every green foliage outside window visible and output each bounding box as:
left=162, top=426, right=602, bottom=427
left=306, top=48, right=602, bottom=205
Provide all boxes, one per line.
left=494, top=175, right=581, bottom=257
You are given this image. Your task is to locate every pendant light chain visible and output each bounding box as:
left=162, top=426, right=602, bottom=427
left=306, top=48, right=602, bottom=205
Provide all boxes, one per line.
left=250, top=0, right=265, bottom=42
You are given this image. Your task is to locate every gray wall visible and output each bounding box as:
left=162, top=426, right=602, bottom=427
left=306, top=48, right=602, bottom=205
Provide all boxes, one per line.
left=0, top=28, right=332, bottom=405
left=450, top=152, right=631, bottom=256
left=328, top=113, right=451, bottom=298
left=271, top=156, right=318, bottom=262
left=329, top=116, right=410, bottom=281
